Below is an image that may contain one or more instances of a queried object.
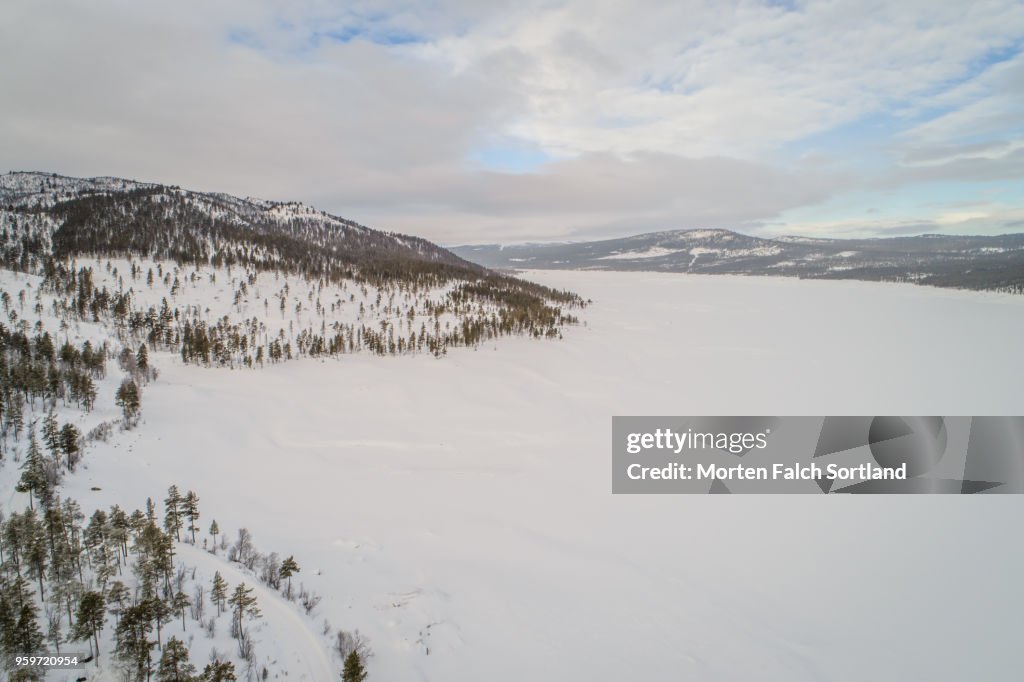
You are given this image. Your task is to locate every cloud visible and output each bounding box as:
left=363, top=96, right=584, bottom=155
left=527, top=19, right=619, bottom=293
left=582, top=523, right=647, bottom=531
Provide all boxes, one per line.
left=1, top=0, right=1023, bottom=242
left=767, top=203, right=1024, bottom=239
left=433, top=0, right=1024, bottom=158
left=313, top=151, right=841, bottom=242
left=0, top=2, right=505, bottom=193
left=882, top=50, right=1024, bottom=183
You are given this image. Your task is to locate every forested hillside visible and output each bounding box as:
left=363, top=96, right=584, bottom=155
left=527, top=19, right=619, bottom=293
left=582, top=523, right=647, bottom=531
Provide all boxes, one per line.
left=1, top=171, right=584, bottom=360
left=0, top=171, right=586, bottom=680
left=0, top=264, right=351, bottom=680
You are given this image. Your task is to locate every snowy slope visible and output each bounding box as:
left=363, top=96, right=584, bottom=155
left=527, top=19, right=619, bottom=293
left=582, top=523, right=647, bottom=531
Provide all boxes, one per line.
left=0, top=266, right=349, bottom=681
left=173, top=543, right=336, bottom=681
left=55, top=270, right=1024, bottom=681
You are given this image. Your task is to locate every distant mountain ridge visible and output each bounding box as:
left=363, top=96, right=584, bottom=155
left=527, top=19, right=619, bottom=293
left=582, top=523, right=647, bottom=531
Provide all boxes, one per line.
left=452, top=228, right=1024, bottom=293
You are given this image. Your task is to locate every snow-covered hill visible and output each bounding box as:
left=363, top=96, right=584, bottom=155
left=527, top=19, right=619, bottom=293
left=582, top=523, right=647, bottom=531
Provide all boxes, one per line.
left=0, top=171, right=582, bottom=681
left=0, top=170, right=469, bottom=269
left=0, top=172, right=584, bottom=363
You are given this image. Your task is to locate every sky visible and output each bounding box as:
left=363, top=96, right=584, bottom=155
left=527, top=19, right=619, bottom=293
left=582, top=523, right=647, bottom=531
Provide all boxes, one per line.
left=2, top=0, right=1023, bottom=244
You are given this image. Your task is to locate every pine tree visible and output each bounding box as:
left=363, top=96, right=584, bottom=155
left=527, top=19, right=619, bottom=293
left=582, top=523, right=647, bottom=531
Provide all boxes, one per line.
left=147, top=596, right=172, bottom=650
left=280, top=555, right=300, bottom=599
left=8, top=393, right=25, bottom=439
left=183, top=491, right=199, bottom=544
left=115, top=378, right=141, bottom=426
left=201, top=660, right=237, bottom=681
left=115, top=602, right=155, bottom=681
left=0, top=584, right=18, bottom=661
left=164, top=486, right=182, bottom=542
left=109, top=505, right=130, bottom=562
left=15, top=601, right=46, bottom=670
left=107, top=581, right=130, bottom=626
left=171, top=590, right=190, bottom=631
left=157, top=636, right=196, bottom=682
left=228, top=582, right=260, bottom=635
left=72, top=590, right=106, bottom=661
left=24, top=512, right=49, bottom=599
left=42, top=409, right=60, bottom=460
left=209, top=519, right=220, bottom=552
left=16, top=430, right=48, bottom=510
left=1, top=574, right=36, bottom=635
left=211, top=572, right=228, bottom=616
left=342, top=651, right=368, bottom=682
left=58, top=423, right=81, bottom=470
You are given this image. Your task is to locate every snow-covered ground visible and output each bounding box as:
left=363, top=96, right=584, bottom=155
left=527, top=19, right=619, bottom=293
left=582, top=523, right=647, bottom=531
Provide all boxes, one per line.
left=62, top=270, right=1024, bottom=681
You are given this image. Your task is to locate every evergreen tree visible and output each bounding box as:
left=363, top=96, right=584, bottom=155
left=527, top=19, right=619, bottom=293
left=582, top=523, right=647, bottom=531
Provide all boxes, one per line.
left=280, top=555, right=299, bottom=599
left=0, top=581, right=18, bottom=660
left=0, top=575, right=37, bottom=654
left=109, top=505, right=131, bottom=562
left=211, top=572, right=228, bottom=616
left=147, top=596, right=172, bottom=651
left=182, top=491, right=199, bottom=544
left=157, top=636, right=196, bottom=682
left=16, top=602, right=44, bottom=653
left=11, top=602, right=46, bottom=681
left=58, top=423, right=81, bottom=470
left=107, top=581, right=130, bottom=626
left=201, top=660, right=237, bottom=682
left=115, top=602, right=155, bottom=681
left=228, top=582, right=260, bottom=635
left=115, top=379, right=141, bottom=426
left=164, top=486, right=182, bottom=542
left=72, top=590, right=106, bottom=661
left=24, top=512, right=49, bottom=599
left=342, top=651, right=368, bottom=682
left=41, top=410, right=60, bottom=460
left=15, top=430, right=48, bottom=510
left=208, top=520, right=219, bottom=552
left=171, top=591, right=190, bottom=631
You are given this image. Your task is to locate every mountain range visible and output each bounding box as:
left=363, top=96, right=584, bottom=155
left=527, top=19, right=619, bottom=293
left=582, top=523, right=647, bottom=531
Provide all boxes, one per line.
left=452, top=228, right=1024, bottom=293
left=8, top=171, right=1021, bottom=296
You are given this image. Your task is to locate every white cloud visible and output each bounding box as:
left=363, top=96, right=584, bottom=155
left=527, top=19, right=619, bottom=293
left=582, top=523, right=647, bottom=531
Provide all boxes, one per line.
left=1, top=0, right=1023, bottom=242
left=430, top=0, right=1024, bottom=158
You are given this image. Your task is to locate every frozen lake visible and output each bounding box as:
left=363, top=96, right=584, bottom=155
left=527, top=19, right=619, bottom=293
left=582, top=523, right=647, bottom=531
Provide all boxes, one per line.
left=70, top=271, right=1024, bottom=681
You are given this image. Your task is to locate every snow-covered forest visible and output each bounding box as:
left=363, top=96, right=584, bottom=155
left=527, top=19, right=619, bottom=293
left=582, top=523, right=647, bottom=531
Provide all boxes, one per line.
left=0, top=261, right=390, bottom=680
left=0, top=172, right=584, bottom=680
